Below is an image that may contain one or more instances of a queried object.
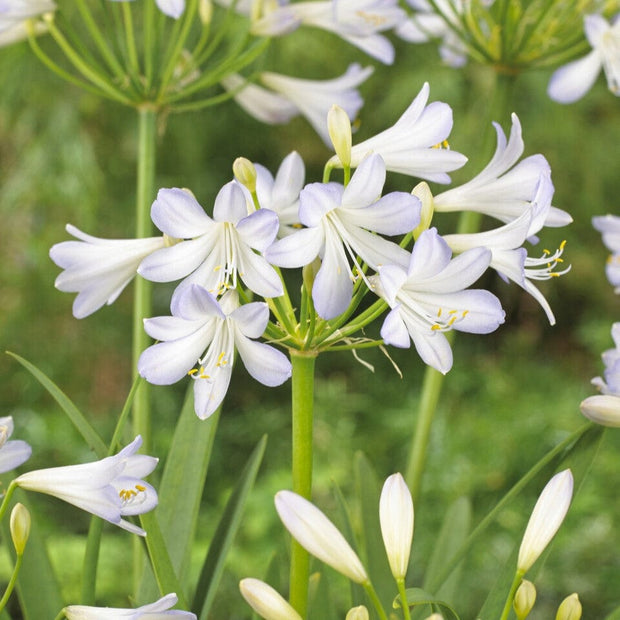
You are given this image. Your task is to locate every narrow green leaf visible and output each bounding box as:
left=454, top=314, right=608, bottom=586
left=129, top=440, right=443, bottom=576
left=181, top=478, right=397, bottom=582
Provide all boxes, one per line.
left=397, top=587, right=460, bottom=620
left=194, top=435, right=268, bottom=619
left=354, top=452, right=395, bottom=614
left=307, top=570, right=338, bottom=620
left=604, top=605, right=620, bottom=620
left=423, top=496, right=472, bottom=603
left=7, top=352, right=106, bottom=458
left=138, top=388, right=220, bottom=601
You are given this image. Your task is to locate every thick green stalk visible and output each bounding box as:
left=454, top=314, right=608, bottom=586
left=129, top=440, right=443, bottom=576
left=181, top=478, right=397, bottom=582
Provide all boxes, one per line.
left=288, top=350, right=317, bottom=617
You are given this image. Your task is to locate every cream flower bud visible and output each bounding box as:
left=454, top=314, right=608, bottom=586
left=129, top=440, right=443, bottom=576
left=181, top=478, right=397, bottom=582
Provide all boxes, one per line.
left=517, top=469, right=573, bottom=573
left=239, top=579, right=301, bottom=620
left=556, top=593, right=582, bottom=620
left=580, top=394, right=620, bottom=427
left=422, top=614, right=444, bottom=620
left=379, top=473, right=414, bottom=580
left=513, top=579, right=536, bottom=619
left=411, top=181, right=435, bottom=240
left=346, top=605, right=369, bottom=620
left=233, top=157, right=258, bottom=194
left=10, top=503, right=31, bottom=555
left=328, top=105, right=352, bottom=168
left=275, top=490, right=368, bottom=584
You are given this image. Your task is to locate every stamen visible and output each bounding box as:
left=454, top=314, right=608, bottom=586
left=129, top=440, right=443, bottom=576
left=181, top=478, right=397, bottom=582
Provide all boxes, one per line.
left=119, top=484, right=148, bottom=506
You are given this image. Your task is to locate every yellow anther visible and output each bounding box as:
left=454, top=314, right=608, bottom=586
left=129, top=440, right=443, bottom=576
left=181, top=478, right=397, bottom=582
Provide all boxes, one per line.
left=448, top=309, right=458, bottom=315
left=216, top=352, right=228, bottom=367
left=560, top=239, right=567, bottom=250
left=135, top=484, right=146, bottom=492
left=431, top=324, right=441, bottom=331
left=355, top=10, right=387, bottom=27
left=448, top=316, right=457, bottom=326
left=213, top=265, right=222, bottom=272
left=437, top=308, right=442, bottom=317
left=187, top=369, right=198, bottom=376
left=292, top=223, right=303, bottom=229
left=543, top=248, right=550, bottom=255
left=462, top=310, right=469, bottom=317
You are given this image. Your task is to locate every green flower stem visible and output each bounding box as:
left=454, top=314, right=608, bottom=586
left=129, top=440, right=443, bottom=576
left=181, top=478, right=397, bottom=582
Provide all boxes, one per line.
left=122, top=3, right=140, bottom=77
left=288, top=350, right=317, bottom=617
left=0, top=482, right=18, bottom=522
left=363, top=581, right=389, bottom=620
left=397, top=578, right=412, bottom=620
left=80, top=518, right=104, bottom=605
left=0, top=552, right=23, bottom=613
left=499, top=571, right=524, bottom=620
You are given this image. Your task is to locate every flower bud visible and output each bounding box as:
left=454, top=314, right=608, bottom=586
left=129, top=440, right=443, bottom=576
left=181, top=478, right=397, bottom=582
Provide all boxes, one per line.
left=411, top=181, right=434, bottom=240
left=422, top=614, right=444, bottom=620
left=346, top=605, right=369, bottom=620
left=580, top=394, right=620, bottom=427
left=10, top=503, right=31, bottom=555
left=328, top=105, right=352, bottom=168
left=379, top=473, right=414, bottom=580
left=239, top=578, right=301, bottom=620
left=199, top=0, right=212, bottom=25
left=513, top=579, right=536, bottom=619
left=275, top=490, right=368, bottom=584
left=555, top=593, right=582, bottom=620
left=517, top=469, right=573, bottom=574
left=233, top=157, right=257, bottom=195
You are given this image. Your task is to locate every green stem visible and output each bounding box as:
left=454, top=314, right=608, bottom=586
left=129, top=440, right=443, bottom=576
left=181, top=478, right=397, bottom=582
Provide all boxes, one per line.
left=0, top=553, right=23, bottom=613
left=288, top=350, right=317, bottom=617
left=80, top=518, right=104, bottom=605
left=500, top=571, right=523, bottom=620
left=363, top=582, right=388, bottom=620
left=397, top=578, right=412, bottom=620
left=0, top=482, right=18, bottom=522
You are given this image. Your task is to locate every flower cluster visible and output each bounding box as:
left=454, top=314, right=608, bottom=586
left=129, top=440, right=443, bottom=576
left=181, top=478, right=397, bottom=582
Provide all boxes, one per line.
left=50, top=83, right=570, bottom=417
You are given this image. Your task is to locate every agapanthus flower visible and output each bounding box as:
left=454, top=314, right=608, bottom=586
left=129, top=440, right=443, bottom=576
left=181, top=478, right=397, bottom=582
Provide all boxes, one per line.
left=593, top=214, right=620, bottom=291
left=253, top=151, right=305, bottom=237
left=433, top=114, right=572, bottom=228
left=107, top=0, right=185, bottom=19
left=591, top=322, right=620, bottom=396
left=138, top=286, right=291, bottom=419
left=517, top=469, right=573, bottom=574
left=266, top=153, right=420, bottom=319
left=258, top=64, right=374, bottom=145
left=327, top=82, right=467, bottom=183
left=443, top=172, right=569, bottom=325
left=0, top=416, right=31, bottom=473
left=63, top=593, right=196, bottom=619
left=372, top=227, right=505, bottom=374
left=138, top=185, right=283, bottom=300
left=50, top=224, right=168, bottom=319
left=0, top=0, right=55, bottom=46
left=548, top=14, right=620, bottom=103
left=15, top=436, right=157, bottom=536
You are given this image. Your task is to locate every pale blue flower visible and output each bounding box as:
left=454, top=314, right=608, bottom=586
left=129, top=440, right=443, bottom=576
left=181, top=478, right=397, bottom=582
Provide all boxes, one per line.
left=0, top=417, right=31, bottom=474
left=138, top=185, right=283, bottom=300
left=266, top=153, right=420, bottom=319
left=593, top=214, right=620, bottom=291
left=63, top=593, right=196, bottom=619
left=548, top=14, right=620, bottom=104
left=591, top=323, right=620, bottom=396
left=373, top=228, right=505, bottom=374
left=16, top=436, right=157, bottom=536
left=107, top=0, right=185, bottom=19
left=138, top=287, right=292, bottom=419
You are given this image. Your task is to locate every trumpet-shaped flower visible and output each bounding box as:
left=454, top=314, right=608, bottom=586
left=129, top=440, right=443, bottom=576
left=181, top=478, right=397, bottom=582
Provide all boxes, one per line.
left=266, top=154, right=420, bottom=319
left=239, top=579, right=302, bottom=620
left=15, top=436, right=157, bottom=536
left=259, top=64, right=374, bottom=146
left=328, top=82, right=467, bottom=183
left=373, top=228, right=505, bottom=374
left=50, top=224, right=168, bottom=319
left=591, top=322, right=620, bottom=396
left=433, top=114, right=572, bottom=228
left=107, top=0, right=185, bottom=19
left=517, top=469, right=573, bottom=574
left=138, top=184, right=283, bottom=300
left=254, top=151, right=305, bottom=237
left=443, top=172, right=570, bottom=325
left=63, top=593, right=196, bottom=619
left=275, top=490, right=369, bottom=584
left=593, top=214, right=620, bottom=291
left=548, top=14, right=620, bottom=103
left=138, top=286, right=291, bottom=419
left=379, top=473, right=414, bottom=580
left=0, top=416, right=31, bottom=473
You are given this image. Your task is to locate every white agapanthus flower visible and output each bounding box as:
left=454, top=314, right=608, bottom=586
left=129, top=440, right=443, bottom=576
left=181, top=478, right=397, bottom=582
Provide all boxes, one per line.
left=50, top=224, right=168, bottom=319
left=548, top=14, right=620, bottom=103
left=63, top=593, right=196, bottom=619
left=0, top=416, right=31, bottom=473
left=16, top=436, right=158, bottom=536
left=593, top=214, right=620, bottom=291
left=328, top=82, right=467, bottom=183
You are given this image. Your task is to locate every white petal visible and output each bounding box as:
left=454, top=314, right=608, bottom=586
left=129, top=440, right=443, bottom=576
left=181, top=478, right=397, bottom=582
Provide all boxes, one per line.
left=0, top=441, right=32, bottom=474
left=156, top=0, right=185, bottom=18
left=236, top=209, right=280, bottom=252
left=151, top=188, right=213, bottom=237
left=380, top=307, right=412, bottom=348
left=138, top=236, right=212, bottom=283
left=234, top=334, right=292, bottom=387
left=231, top=302, right=270, bottom=338
left=234, top=241, right=284, bottom=298
left=240, top=579, right=302, bottom=620
left=547, top=51, right=602, bottom=104
left=193, top=366, right=232, bottom=419
left=265, top=227, right=324, bottom=268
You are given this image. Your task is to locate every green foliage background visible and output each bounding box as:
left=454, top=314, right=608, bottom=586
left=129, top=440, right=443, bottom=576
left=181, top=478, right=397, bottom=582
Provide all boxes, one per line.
left=1, top=25, right=619, bottom=619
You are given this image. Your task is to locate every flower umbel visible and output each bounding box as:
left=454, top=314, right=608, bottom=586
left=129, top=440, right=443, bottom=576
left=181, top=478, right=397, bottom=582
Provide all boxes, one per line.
left=15, top=436, right=158, bottom=536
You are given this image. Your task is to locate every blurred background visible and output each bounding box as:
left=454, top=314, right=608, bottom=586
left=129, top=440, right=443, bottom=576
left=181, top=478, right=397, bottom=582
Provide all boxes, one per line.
left=1, top=22, right=619, bottom=619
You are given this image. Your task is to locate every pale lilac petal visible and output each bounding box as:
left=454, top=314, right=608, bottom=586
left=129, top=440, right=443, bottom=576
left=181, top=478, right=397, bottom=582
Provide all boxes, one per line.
left=406, top=228, right=452, bottom=280
left=380, top=307, right=412, bottom=348
left=299, top=183, right=343, bottom=227
left=0, top=441, right=32, bottom=473
left=341, top=154, right=386, bottom=207
left=156, top=0, right=185, bottom=18
left=193, top=366, right=232, bottom=419
left=339, top=223, right=410, bottom=270
left=138, top=236, right=212, bottom=283
left=143, top=315, right=208, bottom=341
left=234, top=242, right=284, bottom=298
left=231, top=302, right=270, bottom=338
left=151, top=188, right=213, bottom=237
left=408, top=325, right=453, bottom=374
left=234, top=334, right=292, bottom=386
left=171, top=283, right=225, bottom=320
left=548, top=50, right=602, bottom=104
left=265, top=227, right=324, bottom=268
left=213, top=182, right=249, bottom=224
left=236, top=209, right=280, bottom=251
left=584, top=14, right=609, bottom=47
left=377, top=264, right=408, bottom=305
left=339, top=32, right=395, bottom=64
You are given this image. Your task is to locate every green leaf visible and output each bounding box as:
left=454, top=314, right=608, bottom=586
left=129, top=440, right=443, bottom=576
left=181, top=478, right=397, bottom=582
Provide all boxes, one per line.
left=604, top=605, right=620, bottom=620
left=6, top=352, right=106, bottom=458
left=423, top=496, right=472, bottom=604
left=308, top=570, right=339, bottom=620
left=396, top=587, right=460, bottom=620
left=354, top=452, right=395, bottom=614
left=138, top=388, right=220, bottom=602
left=194, top=434, right=268, bottom=619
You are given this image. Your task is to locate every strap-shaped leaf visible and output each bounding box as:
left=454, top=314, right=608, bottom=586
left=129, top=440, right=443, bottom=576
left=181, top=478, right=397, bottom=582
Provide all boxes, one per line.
left=395, top=587, right=460, bottom=620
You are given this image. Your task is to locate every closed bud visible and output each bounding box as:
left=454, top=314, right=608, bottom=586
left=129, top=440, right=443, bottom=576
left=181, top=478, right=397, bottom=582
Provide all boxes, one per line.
left=580, top=395, right=620, bottom=427
left=411, top=181, right=434, bottom=240
left=346, top=605, right=369, bottom=620
left=556, top=593, right=582, bottom=620
left=239, top=578, right=302, bottom=620
left=422, top=614, right=444, bottom=620
left=328, top=105, right=352, bottom=168
left=513, top=579, right=536, bottom=619
left=233, top=157, right=257, bottom=194
left=10, top=503, right=31, bottom=555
